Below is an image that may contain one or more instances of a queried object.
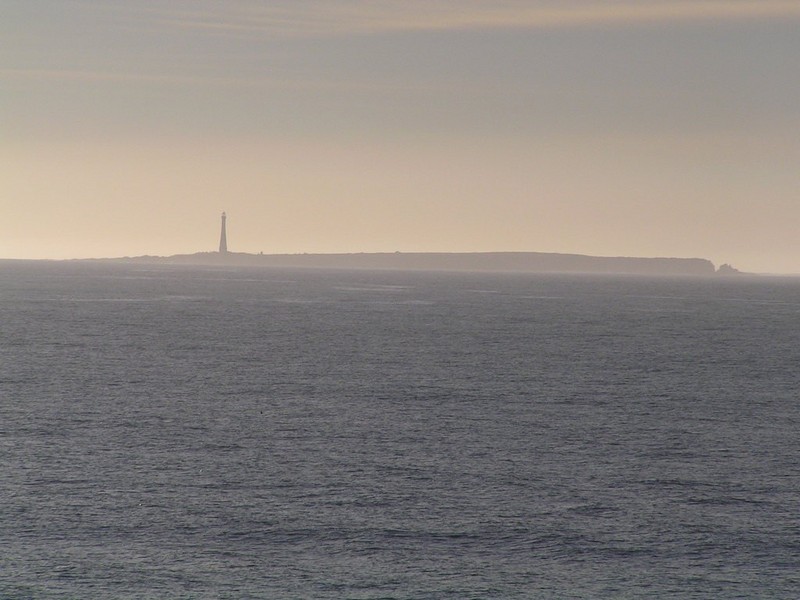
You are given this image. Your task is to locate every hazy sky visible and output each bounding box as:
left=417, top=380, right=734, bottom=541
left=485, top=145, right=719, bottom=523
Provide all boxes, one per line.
left=3, top=1, right=799, bottom=272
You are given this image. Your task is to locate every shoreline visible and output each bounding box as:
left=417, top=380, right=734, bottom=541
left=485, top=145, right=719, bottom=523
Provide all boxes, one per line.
left=1, top=251, right=742, bottom=277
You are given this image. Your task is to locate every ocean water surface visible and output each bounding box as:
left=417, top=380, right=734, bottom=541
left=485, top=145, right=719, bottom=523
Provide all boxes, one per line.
left=2, top=262, right=799, bottom=598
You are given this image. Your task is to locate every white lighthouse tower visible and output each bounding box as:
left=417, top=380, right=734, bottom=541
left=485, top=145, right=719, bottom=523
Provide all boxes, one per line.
left=219, top=212, right=228, bottom=254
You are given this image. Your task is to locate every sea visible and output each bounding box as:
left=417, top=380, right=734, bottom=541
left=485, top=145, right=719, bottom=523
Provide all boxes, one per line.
left=2, top=261, right=799, bottom=599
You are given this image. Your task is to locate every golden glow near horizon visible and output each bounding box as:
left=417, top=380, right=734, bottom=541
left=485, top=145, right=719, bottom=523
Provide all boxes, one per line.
left=2, top=1, right=799, bottom=272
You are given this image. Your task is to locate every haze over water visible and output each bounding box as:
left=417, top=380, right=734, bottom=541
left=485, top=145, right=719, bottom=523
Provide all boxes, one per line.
left=3, top=262, right=799, bottom=598
left=4, top=2, right=799, bottom=595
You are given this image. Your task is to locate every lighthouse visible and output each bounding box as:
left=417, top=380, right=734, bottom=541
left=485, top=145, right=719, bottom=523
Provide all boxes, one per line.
left=219, top=212, right=228, bottom=254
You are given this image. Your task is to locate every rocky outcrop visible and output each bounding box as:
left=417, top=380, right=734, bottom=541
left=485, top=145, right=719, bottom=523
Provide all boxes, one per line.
left=716, top=263, right=741, bottom=275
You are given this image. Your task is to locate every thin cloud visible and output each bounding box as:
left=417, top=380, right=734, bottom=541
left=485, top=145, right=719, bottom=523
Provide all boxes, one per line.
left=0, top=68, right=203, bottom=85
left=0, top=66, right=459, bottom=94
left=150, top=1, right=800, bottom=38
left=0, top=67, right=321, bottom=89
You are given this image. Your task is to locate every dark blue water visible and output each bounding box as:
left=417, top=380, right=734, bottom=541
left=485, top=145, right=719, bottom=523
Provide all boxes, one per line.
left=2, top=262, right=799, bottom=598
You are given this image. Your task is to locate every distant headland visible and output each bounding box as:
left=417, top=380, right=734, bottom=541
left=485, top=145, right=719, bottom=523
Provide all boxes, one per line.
left=71, top=212, right=740, bottom=276
left=97, top=251, right=737, bottom=276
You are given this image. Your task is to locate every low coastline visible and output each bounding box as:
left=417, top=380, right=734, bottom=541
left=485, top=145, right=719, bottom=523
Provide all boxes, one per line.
left=81, top=250, right=729, bottom=276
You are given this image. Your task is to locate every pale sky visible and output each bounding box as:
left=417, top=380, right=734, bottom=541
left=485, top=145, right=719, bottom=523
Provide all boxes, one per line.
left=2, top=1, right=799, bottom=272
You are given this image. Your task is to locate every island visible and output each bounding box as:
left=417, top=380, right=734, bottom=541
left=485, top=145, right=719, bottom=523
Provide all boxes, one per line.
left=101, top=251, right=727, bottom=276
